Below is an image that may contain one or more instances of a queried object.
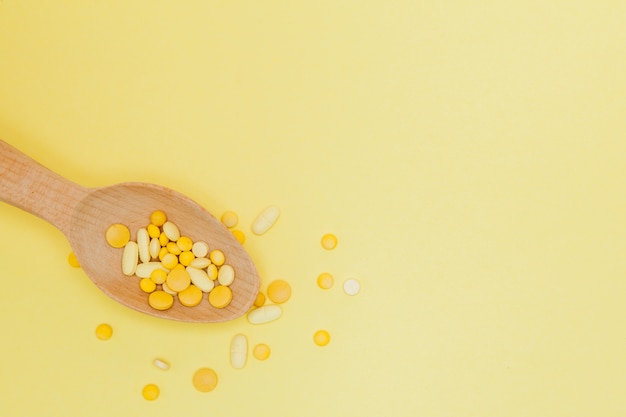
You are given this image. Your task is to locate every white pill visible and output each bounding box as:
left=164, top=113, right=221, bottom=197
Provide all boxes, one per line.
left=230, top=334, right=248, bottom=369
left=137, top=228, right=150, bottom=263
left=149, top=237, right=160, bottom=259
left=186, top=266, right=215, bottom=292
left=217, top=264, right=235, bottom=286
left=153, top=358, right=170, bottom=370
left=162, top=221, right=180, bottom=241
left=190, top=257, right=211, bottom=269
left=343, top=279, right=361, bottom=296
left=251, top=206, right=280, bottom=235
left=162, top=281, right=177, bottom=295
left=247, top=305, right=282, bottom=324
left=135, top=262, right=168, bottom=279
left=122, top=241, right=138, bottom=276
left=192, top=241, right=209, bottom=258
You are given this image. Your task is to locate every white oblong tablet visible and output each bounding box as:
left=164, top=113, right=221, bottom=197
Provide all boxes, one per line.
left=135, top=262, right=168, bottom=278
left=122, top=241, right=139, bottom=276
left=251, top=206, right=280, bottom=235
left=186, top=266, right=214, bottom=292
left=247, top=305, right=282, bottom=324
left=230, top=334, right=248, bottom=369
left=137, top=228, right=150, bottom=263
left=343, top=279, right=361, bottom=296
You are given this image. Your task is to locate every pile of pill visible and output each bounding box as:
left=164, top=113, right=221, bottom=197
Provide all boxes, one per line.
left=105, top=210, right=236, bottom=310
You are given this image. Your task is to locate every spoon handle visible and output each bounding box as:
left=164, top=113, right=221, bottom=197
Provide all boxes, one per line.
left=0, top=140, right=89, bottom=235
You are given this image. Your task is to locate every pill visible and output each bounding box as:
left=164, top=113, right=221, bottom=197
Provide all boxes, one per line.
left=186, top=267, right=214, bottom=292
left=153, top=358, right=170, bottom=371
left=179, top=284, right=203, bottom=307
left=166, top=241, right=182, bottom=255
left=190, top=257, right=210, bottom=269
left=166, top=269, right=191, bottom=292
left=217, top=264, right=235, bottom=286
left=175, top=236, right=193, bottom=252
left=179, top=251, right=195, bottom=266
left=253, top=292, right=266, bottom=307
left=192, top=368, right=218, bottom=392
left=105, top=223, right=130, bottom=248
left=232, top=229, right=246, bottom=244
left=158, top=232, right=169, bottom=247
left=150, top=210, right=167, bottom=227
left=148, top=291, right=174, bottom=310
left=321, top=233, right=337, bottom=250
left=95, top=323, right=113, bottom=340
left=208, top=285, right=232, bottom=308
left=209, top=250, right=225, bottom=266
left=137, top=228, right=150, bottom=263
left=135, top=262, right=168, bottom=278
left=142, top=383, right=160, bottom=400
left=230, top=334, right=247, bottom=369
left=140, top=278, right=157, bottom=293
left=162, top=282, right=177, bottom=295
left=343, top=279, right=361, bottom=296
left=147, top=223, right=161, bottom=239
left=251, top=206, right=280, bottom=235
left=68, top=252, right=80, bottom=268
left=207, top=264, right=218, bottom=280
left=149, top=237, right=160, bottom=259
left=158, top=246, right=168, bottom=261
left=317, top=272, right=334, bottom=289
left=267, top=279, right=291, bottom=304
left=162, top=221, right=180, bottom=241
left=161, top=252, right=178, bottom=270
left=191, top=241, right=209, bottom=258
left=253, top=344, right=271, bottom=360
left=122, top=241, right=139, bottom=276
left=314, top=330, right=331, bottom=346
left=150, top=269, right=167, bottom=285
left=221, top=211, right=239, bottom=228
left=247, top=305, right=282, bottom=324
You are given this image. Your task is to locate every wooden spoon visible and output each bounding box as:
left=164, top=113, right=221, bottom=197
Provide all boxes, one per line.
left=0, top=139, right=260, bottom=323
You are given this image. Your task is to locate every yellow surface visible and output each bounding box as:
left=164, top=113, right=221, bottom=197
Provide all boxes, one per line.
left=1, top=1, right=626, bottom=416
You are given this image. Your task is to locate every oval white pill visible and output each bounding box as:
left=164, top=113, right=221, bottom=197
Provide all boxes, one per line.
left=149, top=237, right=160, bottom=259
left=192, top=241, right=209, bottom=258
left=343, top=279, right=361, bottom=296
left=122, top=241, right=139, bottom=276
left=247, top=305, right=282, bottom=324
left=153, top=358, right=170, bottom=370
left=217, top=264, right=235, bottom=286
left=162, top=221, right=180, bottom=241
left=137, top=228, right=150, bottom=263
left=186, top=266, right=215, bottom=292
left=230, top=334, right=247, bottom=370
left=162, top=281, right=177, bottom=295
left=251, top=206, right=280, bottom=235
left=190, top=257, right=211, bottom=269
left=135, top=262, right=168, bottom=279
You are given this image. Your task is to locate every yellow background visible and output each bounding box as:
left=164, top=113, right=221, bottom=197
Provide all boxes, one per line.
left=1, top=1, right=626, bottom=416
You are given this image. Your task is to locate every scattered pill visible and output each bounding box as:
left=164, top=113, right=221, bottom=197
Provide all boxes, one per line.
left=247, top=305, right=282, bottom=324
left=166, top=241, right=182, bottom=255
left=148, top=291, right=174, bottom=310
left=321, top=233, right=337, bottom=250
left=150, top=210, right=167, bottom=227
left=230, top=334, right=248, bottom=369
left=186, top=266, right=214, bottom=292
left=208, top=285, right=232, bottom=308
left=253, top=344, right=271, bottom=360
left=179, top=284, right=203, bottom=307
left=150, top=269, right=167, bottom=285
left=149, top=237, right=160, bottom=259
left=176, top=236, right=193, bottom=252
left=137, top=228, right=150, bottom=263
left=95, top=323, right=113, bottom=340
left=232, top=229, right=246, bottom=244
left=267, top=280, right=292, bottom=304
left=192, top=368, right=218, bottom=392
left=251, top=206, right=280, bottom=235
left=343, top=279, right=361, bottom=296
left=217, top=264, right=235, bottom=286
left=209, top=250, right=225, bottom=266
left=253, top=292, right=266, bottom=307
left=153, top=358, right=170, bottom=371
left=122, top=241, right=139, bottom=276
left=158, top=232, right=169, bottom=247
left=147, top=223, right=161, bottom=239
left=135, top=262, right=168, bottom=279
left=166, top=269, right=191, bottom=292
left=68, top=252, right=80, bottom=268
left=161, top=252, right=179, bottom=270
left=162, top=221, right=180, bottom=241
left=221, top=211, right=239, bottom=228
left=162, top=282, right=177, bottom=296
left=314, top=330, right=331, bottom=346
left=139, top=278, right=157, bottom=293
left=142, top=383, right=160, bottom=400
left=317, top=272, right=334, bottom=289
left=179, top=251, right=195, bottom=266
left=158, top=246, right=169, bottom=261
left=191, top=241, right=209, bottom=258
left=207, top=264, right=218, bottom=280
left=189, top=257, right=210, bottom=269
left=105, top=223, right=130, bottom=248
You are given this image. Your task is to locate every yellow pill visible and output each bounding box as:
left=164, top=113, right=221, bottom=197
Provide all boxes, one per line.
left=176, top=236, right=193, bottom=252
left=207, top=264, right=218, bottom=280
left=267, top=280, right=291, bottom=304
left=147, top=224, right=161, bottom=239
left=317, top=272, right=334, bottom=289
left=166, top=241, right=182, bottom=255
left=150, top=269, right=167, bottom=285
left=162, top=221, right=180, bottom=241
left=142, top=383, right=160, bottom=401
left=150, top=210, right=167, bottom=227
left=253, top=344, right=271, bottom=360
left=68, top=252, right=80, bottom=268
left=158, top=246, right=169, bottom=261
left=253, top=292, right=266, bottom=307
left=158, top=232, right=169, bottom=247
left=179, top=251, right=195, bottom=266
left=179, top=284, right=203, bottom=307
left=174, top=263, right=185, bottom=270
left=209, top=250, right=225, bottom=266
left=321, top=233, right=338, bottom=250
left=192, top=368, right=218, bottom=392
left=231, top=229, right=246, bottom=244
left=161, top=252, right=179, bottom=270
left=140, top=278, right=157, bottom=293
left=314, top=330, right=331, bottom=346
left=208, top=285, right=232, bottom=308
left=148, top=291, right=174, bottom=310
left=105, top=223, right=130, bottom=248
left=95, top=323, right=113, bottom=340
left=220, top=211, right=238, bottom=228
left=217, top=264, right=235, bottom=286
left=166, top=269, right=191, bottom=292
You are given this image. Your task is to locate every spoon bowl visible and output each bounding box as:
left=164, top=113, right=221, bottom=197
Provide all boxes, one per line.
left=0, top=140, right=259, bottom=323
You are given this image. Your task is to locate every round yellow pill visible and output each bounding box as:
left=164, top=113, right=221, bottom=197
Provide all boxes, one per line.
left=166, top=269, right=191, bottom=292
left=150, top=269, right=167, bottom=285
left=192, top=368, right=218, bottom=392
left=208, top=285, right=232, bottom=308
left=148, top=291, right=174, bottom=311
left=253, top=292, right=266, bottom=307
left=147, top=224, right=161, bottom=239
left=161, top=252, right=179, bottom=270
left=209, top=249, right=225, bottom=266
left=105, top=223, right=130, bottom=248
left=321, top=233, right=338, bottom=250
left=178, top=251, right=195, bottom=266
left=150, top=210, right=167, bottom=227
left=253, top=344, right=271, bottom=360
left=142, top=383, right=160, bottom=401
left=177, top=236, right=193, bottom=252
left=140, top=278, right=157, bottom=293
left=314, top=330, right=331, bottom=346
left=232, top=229, right=245, bottom=244
left=221, top=211, right=239, bottom=228
left=267, top=280, right=292, bottom=304
left=95, top=323, right=113, bottom=340
left=68, top=252, right=80, bottom=268
left=166, top=242, right=182, bottom=255
left=317, top=272, right=334, bottom=289
left=179, top=285, right=203, bottom=307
